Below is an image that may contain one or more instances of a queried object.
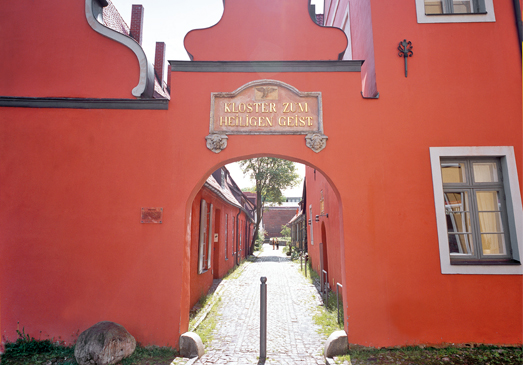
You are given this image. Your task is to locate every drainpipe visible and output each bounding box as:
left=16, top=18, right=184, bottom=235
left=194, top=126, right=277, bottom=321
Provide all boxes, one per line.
left=244, top=218, right=249, bottom=256
left=236, top=208, right=241, bottom=266
left=514, top=0, right=523, bottom=53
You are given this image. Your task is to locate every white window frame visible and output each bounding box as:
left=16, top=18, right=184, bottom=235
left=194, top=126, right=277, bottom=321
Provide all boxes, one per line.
left=309, top=205, right=314, bottom=246
left=198, top=200, right=213, bottom=274
left=430, top=146, right=523, bottom=274
left=415, top=0, right=495, bottom=23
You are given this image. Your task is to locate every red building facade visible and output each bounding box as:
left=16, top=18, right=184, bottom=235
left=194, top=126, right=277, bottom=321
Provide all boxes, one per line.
left=0, top=0, right=521, bottom=349
left=189, top=167, right=255, bottom=310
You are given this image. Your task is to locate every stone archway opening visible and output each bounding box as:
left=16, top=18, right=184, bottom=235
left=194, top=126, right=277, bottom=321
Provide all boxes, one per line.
left=182, top=155, right=348, bottom=359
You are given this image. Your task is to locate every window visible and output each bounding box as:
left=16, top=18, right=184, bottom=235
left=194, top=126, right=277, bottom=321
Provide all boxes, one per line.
left=232, top=218, right=235, bottom=255
left=415, top=0, right=495, bottom=23
left=198, top=200, right=213, bottom=274
left=430, top=147, right=523, bottom=274
left=225, top=213, right=228, bottom=259
left=424, top=0, right=485, bottom=15
left=309, top=205, right=314, bottom=246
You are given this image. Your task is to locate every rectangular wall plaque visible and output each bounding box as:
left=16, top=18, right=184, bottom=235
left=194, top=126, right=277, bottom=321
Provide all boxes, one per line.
left=206, top=80, right=327, bottom=153
left=210, top=80, right=322, bottom=135
left=141, top=207, right=163, bottom=223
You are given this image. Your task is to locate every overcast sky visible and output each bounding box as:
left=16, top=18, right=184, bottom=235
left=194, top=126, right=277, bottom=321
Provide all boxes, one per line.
left=109, top=0, right=314, bottom=195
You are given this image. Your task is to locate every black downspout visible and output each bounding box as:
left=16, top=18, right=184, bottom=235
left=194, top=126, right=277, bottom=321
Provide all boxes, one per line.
left=244, top=218, right=249, bottom=257
left=236, top=208, right=241, bottom=266
left=514, top=0, right=523, bottom=53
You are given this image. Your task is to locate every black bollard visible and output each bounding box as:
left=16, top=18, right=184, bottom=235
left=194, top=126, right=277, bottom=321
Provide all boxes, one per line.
left=260, top=276, right=267, bottom=359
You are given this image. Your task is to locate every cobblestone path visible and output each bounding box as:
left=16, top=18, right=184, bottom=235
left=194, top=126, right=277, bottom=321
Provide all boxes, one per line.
left=185, top=244, right=326, bottom=365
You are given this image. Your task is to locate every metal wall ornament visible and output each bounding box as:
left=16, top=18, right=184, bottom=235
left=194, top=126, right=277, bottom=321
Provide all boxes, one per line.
left=398, top=39, right=413, bottom=77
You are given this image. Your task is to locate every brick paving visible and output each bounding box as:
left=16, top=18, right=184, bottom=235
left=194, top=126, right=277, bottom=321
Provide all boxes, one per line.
left=176, top=244, right=327, bottom=365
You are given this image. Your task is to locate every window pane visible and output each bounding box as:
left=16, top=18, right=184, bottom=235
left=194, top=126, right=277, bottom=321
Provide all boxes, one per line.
left=481, top=234, right=506, bottom=255
left=444, top=192, right=473, bottom=254
left=425, top=0, right=443, bottom=14
left=476, top=191, right=501, bottom=211
left=446, top=212, right=472, bottom=232
left=453, top=0, right=472, bottom=13
left=478, top=212, right=504, bottom=233
left=441, top=162, right=466, bottom=183
left=448, top=233, right=474, bottom=254
left=444, top=191, right=470, bottom=214
left=473, top=162, right=498, bottom=183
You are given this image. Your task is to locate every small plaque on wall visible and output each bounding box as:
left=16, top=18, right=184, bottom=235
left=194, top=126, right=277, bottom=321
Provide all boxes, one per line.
left=141, top=207, right=163, bottom=223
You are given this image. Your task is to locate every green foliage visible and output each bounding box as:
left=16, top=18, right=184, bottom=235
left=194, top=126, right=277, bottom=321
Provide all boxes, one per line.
left=194, top=298, right=222, bottom=345
left=280, top=224, right=291, bottom=238
left=254, top=239, right=264, bottom=252
left=239, top=158, right=300, bottom=204
left=1, top=328, right=76, bottom=365
left=312, top=288, right=343, bottom=338
left=120, top=345, right=178, bottom=365
left=1, top=328, right=180, bottom=365
left=337, top=345, right=523, bottom=365
left=241, top=186, right=256, bottom=193
left=239, top=157, right=301, bottom=253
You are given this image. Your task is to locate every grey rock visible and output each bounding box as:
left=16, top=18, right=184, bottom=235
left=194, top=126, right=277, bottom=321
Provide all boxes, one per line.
left=324, top=330, right=348, bottom=359
left=179, top=332, right=204, bottom=358
left=74, top=321, right=136, bottom=365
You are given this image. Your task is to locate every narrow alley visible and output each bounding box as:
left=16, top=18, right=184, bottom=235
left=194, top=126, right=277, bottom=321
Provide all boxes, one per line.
left=181, top=244, right=328, bottom=365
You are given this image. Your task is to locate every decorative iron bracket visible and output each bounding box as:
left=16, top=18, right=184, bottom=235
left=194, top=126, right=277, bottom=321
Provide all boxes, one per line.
left=398, top=39, right=413, bottom=77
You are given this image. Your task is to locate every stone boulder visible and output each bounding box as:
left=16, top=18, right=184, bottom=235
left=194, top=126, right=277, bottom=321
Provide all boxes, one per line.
left=324, top=330, right=348, bottom=359
left=74, top=321, right=136, bottom=365
left=179, top=332, right=204, bottom=358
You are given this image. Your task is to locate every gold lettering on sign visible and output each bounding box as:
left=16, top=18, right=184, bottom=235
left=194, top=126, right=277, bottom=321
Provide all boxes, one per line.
left=213, top=83, right=320, bottom=134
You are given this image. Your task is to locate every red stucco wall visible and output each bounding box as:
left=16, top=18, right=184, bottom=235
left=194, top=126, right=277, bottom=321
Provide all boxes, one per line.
left=0, top=0, right=521, bottom=349
left=0, top=1, right=139, bottom=99
left=305, top=167, right=344, bottom=293
left=189, top=188, right=252, bottom=310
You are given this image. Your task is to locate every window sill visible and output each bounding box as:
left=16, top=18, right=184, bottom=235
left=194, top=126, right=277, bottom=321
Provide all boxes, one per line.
left=425, top=12, right=487, bottom=16
left=451, top=259, right=521, bottom=266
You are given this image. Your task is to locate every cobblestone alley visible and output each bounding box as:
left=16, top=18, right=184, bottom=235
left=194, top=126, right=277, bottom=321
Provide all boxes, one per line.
left=177, top=244, right=328, bottom=365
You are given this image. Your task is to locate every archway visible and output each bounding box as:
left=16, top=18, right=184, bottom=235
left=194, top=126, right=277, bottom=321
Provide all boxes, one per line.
left=180, top=154, right=348, bottom=341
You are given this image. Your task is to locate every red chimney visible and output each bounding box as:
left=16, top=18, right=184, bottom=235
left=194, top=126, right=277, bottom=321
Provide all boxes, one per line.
left=130, top=5, right=144, bottom=45
left=154, top=42, right=166, bottom=85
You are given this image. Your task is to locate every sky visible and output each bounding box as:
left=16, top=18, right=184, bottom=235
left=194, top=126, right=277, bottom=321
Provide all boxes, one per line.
left=109, top=0, right=318, bottom=195
left=110, top=0, right=324, bottom=62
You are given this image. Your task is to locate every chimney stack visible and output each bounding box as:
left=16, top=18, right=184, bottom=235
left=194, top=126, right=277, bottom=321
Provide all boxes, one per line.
left=154, top=42, right=166, bottom=85
left=130, top=5, right=144, bottom=45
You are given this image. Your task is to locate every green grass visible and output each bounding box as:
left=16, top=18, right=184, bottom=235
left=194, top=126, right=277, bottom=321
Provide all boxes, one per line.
left=1, top=329, right=76, bottom=365
left=194, top=297, right=222, bottom=345
left=119, top=345, right=178, bottom=365
left=1, top=328, right=178, bottom=365
left=336, top=345, right=523, bottom=365
left=296, top=263, right=344, bottom=338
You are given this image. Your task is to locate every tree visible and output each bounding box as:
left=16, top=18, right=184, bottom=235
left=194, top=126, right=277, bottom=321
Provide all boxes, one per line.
left=239, top=158, right=300, bottom=253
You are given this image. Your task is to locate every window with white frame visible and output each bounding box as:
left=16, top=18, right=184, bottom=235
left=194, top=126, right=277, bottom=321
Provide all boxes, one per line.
left=415, top=0, right=495, bottom=23
left=430, top=147, right=523, bottom=274
left=225, top=213, right=228, bottom=259
left=198, top=200, right=213, bottom=274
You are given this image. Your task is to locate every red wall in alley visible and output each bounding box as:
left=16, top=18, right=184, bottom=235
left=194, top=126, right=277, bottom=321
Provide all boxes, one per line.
left=305, top=167, right=344, bottom=292
left=189, top=188, right=251, bottom=310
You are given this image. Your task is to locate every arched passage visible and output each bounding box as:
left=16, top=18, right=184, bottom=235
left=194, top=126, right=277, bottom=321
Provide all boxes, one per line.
left=179, top=154, right=348, bottom=339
